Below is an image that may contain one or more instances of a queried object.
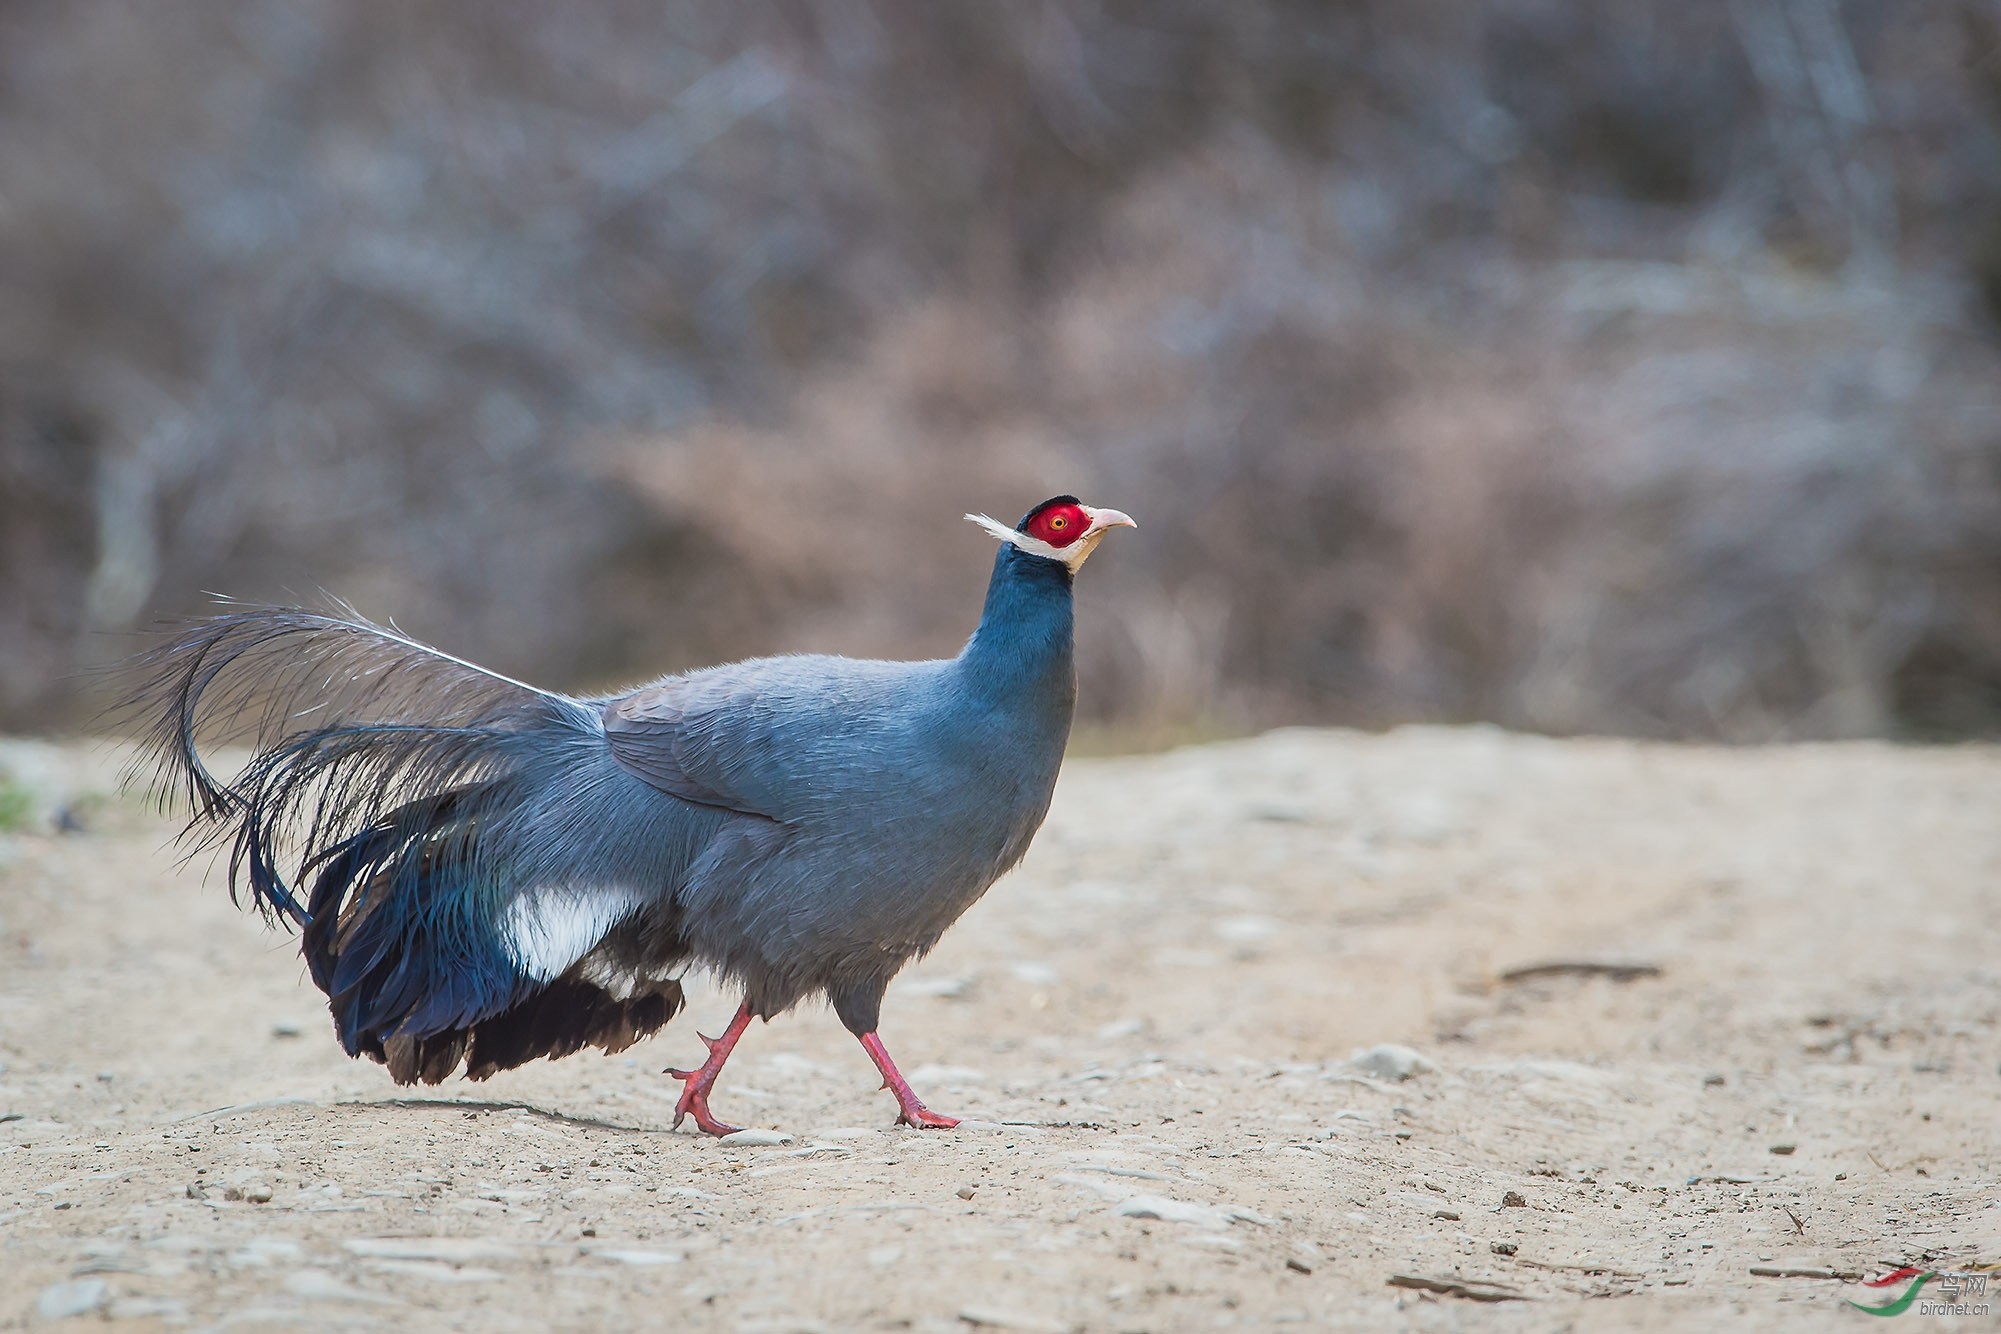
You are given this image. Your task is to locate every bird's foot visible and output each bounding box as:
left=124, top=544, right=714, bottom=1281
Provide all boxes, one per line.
left=666, top=1069, right=744, bottom=1137
left=663, top=1004, right=755, bottom=1138
left=857, top=1030, right=960, bottom=1130
left=893, top=1099, right=960, bottom=1130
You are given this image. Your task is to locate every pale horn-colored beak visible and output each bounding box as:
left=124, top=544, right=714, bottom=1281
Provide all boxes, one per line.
left=1064, top=505, right=1135, bottom=571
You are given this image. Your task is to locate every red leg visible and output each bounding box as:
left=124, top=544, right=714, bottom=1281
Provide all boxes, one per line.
left=858, top=1031, right=959, bottom=1129
left=665, top=1002, right=755, bottom=1136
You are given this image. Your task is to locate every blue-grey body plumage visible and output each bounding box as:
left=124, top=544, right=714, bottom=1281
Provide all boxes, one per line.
left=121, top=499, right=1122, bottom=1097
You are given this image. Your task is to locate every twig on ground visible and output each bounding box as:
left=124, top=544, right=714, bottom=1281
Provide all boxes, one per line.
left=1509, top=1257, right=1648, bottom=1279
left=1498, top=961, right=1663, bottom=985
left=1387, top=1274, right=1528, bottom=1302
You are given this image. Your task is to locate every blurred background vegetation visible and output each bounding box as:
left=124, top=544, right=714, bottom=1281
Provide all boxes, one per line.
left=3, top=0, right=1999, bottom=742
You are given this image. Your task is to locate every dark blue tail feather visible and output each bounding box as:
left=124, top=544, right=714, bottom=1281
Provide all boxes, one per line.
left=121, top=605, right=695, bottom=1085
left=298, top=788, right=527, bottom=1058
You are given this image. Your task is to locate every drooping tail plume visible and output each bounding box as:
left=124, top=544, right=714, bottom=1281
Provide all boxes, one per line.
left=117, top=602, right=586, bottom=924
left=113, top=604, right=684, bottom=1082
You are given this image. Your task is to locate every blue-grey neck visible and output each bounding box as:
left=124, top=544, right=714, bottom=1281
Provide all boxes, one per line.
left=957, top=544, right=1076, bottom=709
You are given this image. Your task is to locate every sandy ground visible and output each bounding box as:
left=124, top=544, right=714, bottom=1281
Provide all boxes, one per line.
left=1, top=727, right=1997, bottom=1331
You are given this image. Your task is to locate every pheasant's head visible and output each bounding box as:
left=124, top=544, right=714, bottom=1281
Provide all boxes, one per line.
left=967, top=496, right=1137, bottom=572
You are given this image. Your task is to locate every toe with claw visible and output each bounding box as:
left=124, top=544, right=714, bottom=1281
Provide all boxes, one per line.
left=859, top=1030, right=961, bottom=1131
left=895, top=1102, right=960, bottom=1130
left=664, top=1003, right=755, bottom=1138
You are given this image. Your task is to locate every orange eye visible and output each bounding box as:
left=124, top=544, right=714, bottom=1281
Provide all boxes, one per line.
left=1050, top=516, right=1068, bottom=530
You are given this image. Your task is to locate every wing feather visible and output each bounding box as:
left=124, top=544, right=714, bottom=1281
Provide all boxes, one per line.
left=598, top=656, right=945, bottom=826
left=600, top=682, right=781, bottom=820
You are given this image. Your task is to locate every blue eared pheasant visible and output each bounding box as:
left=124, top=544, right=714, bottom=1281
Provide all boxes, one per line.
left=125, top=497, right=1135, bottom=1133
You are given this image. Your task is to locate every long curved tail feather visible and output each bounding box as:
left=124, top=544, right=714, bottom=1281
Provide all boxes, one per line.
left=118, top=603, right=582, bottom=871
left=116, top=603, right=688, bottom=1083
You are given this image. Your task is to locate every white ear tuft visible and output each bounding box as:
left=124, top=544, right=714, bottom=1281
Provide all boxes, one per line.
left=966, top=512, right=1069, bottom=562
left=965, top=513, right=1019, bottom=544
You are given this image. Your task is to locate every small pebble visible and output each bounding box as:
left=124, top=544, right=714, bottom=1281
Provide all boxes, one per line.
left=957, top=1306, right=1068, bottom=1333
left=1214, top=915, right=1282, bottom=945
left=1491, top=1241, right=1518, bottom=1256
left=1112, top=1195, right=1222, bottom=1226
left=36, top=1279, right=107, bottom=1320
left=108, top=1298, right=188, bottom=1320
left=1769, top=1144, right=1796, bottom=1156
left=717, top=1128, right=793, bottom=1147
left=591, top=1249, right=682, bottom=1266
left=956, top=1185, right=978, bottom=1200
left=271, top=1021, right=303, bottom=1038
left=284, top=1269, right=392, bottom=1304
left=1349, top=1045, right=1435, bottom=1082
left=1285, top=1257, right=1312, bottom=1274
left=1502, top=1190, right=1527, bottom=1208
left=345, top=1238, right=516, bottom=1264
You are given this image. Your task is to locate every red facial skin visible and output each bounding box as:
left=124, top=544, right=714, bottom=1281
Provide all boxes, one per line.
left=1024, top=503, right=1090, bottom=548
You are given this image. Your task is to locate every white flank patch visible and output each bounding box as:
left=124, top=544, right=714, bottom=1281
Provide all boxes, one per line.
left=575, top=950, right=686, bottom=1000
left=503, top=887, right=645, bottom=981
